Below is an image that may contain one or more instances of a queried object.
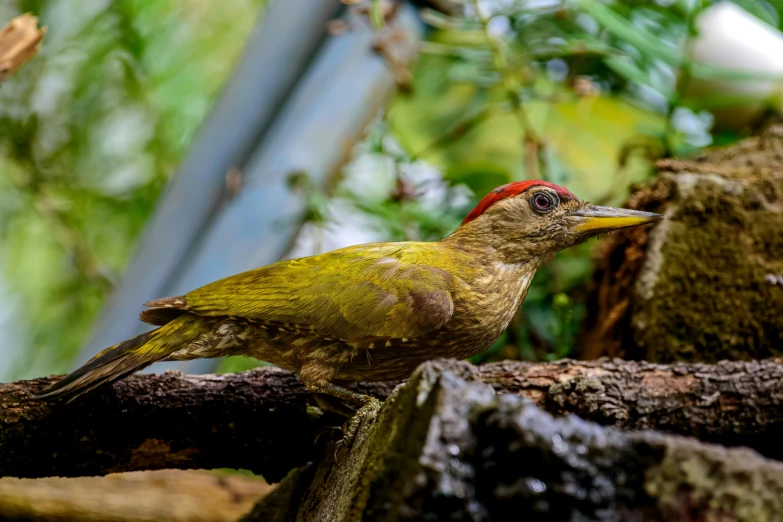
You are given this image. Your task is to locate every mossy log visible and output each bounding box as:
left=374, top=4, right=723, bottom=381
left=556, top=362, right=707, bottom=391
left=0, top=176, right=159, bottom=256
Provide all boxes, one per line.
left=581, top=124, right=783, bottom=362
left=245, top=359, right=783, bottom=521
left=3, top=358, right=783, bottom=479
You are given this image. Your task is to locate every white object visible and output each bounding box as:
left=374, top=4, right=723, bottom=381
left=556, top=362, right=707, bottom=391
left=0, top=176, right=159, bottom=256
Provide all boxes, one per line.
left=682, top=2, right=783, bottom=129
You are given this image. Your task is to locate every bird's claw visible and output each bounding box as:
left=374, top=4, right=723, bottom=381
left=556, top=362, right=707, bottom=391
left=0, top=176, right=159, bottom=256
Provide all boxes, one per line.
left=341, top=396, right=382, bottom=446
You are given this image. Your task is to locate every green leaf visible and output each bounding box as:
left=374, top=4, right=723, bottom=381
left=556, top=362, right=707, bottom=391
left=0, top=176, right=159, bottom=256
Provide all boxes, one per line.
left=730, top=0, right=778, bottom=27
left=604, top=55, right=657, bottom=90
left=575, top=0, right=682, bottom=65
left=446, top=162, right=511, bottom=197
left=370, top=0, right=385, bottom=29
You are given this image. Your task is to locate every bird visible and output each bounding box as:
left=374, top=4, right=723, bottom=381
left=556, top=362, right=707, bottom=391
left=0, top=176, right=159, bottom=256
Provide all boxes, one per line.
left=34, top=180, right=662, bottom=414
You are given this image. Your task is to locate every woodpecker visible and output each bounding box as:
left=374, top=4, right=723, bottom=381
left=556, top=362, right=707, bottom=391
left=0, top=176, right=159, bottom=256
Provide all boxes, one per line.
left=35, top=180, right=661, bottom=410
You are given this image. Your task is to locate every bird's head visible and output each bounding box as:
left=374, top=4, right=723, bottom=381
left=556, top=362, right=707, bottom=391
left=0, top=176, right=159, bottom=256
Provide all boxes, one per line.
left=448, top=180, right=663, bottom=265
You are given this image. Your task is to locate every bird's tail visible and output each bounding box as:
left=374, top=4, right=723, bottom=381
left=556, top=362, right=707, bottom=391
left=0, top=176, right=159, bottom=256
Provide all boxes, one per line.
left=33, top=314, right=206, bottom=402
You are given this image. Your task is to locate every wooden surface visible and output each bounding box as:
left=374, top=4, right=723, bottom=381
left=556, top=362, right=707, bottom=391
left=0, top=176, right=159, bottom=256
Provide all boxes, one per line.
left=0, top=470, right=270, bottom=522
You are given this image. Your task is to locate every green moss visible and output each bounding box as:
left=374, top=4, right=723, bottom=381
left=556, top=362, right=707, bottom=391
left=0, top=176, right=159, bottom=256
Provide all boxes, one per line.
left=633, top=173, right=783, bottom=362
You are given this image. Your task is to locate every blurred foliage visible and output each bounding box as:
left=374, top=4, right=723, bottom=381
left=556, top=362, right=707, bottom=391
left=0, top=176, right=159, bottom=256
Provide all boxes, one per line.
left=0, top=0, right=265, bottom=379
left=2, top=0, right=782, bottom=378
left=381, top=0, right=783, bottom=364
left=265, top=0, right=781, bottom=366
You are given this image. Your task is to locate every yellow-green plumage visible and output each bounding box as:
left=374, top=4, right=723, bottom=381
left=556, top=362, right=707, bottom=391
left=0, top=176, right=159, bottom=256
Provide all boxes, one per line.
left=35, top=315, right=209, bottom=401
left=189, top=242, right=461, bottom=342
left=36, top=181, right=662, bottom=404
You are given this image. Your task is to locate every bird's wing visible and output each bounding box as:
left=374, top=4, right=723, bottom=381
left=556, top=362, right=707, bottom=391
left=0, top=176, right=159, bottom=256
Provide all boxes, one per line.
left=177, top=243, right=456, bottom=344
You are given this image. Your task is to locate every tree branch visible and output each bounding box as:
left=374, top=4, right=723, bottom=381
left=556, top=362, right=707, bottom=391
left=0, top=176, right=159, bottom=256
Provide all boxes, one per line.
left=3, top=358, right=783, bottom=479
left=475, top=358, right=783, bottom=459
left=0, top=368, right=355, bottom=481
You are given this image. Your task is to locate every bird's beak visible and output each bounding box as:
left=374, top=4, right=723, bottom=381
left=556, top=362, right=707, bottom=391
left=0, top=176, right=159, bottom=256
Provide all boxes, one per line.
left=570, top=205, right=663, bottom=233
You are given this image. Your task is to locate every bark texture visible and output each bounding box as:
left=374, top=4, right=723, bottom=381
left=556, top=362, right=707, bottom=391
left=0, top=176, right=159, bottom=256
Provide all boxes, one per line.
left=0, top=368, right=370, bottom=481
left=0, top=470, right=271, bottom=522
left=4, top=358, right=783, bottom=479
left=246, top=359, right=783, bottom=521
left=581, top=124, right=783, bottom=362
left=477, top=358, right=783, bottom=460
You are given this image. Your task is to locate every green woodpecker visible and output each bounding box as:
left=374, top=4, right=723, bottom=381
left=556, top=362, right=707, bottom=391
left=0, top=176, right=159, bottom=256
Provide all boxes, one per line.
left=35, top=181, right=661, bottom=408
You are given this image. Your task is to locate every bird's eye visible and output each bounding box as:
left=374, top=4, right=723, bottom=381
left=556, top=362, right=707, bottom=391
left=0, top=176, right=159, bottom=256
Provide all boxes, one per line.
left=532, top=192, right=557, bottom=212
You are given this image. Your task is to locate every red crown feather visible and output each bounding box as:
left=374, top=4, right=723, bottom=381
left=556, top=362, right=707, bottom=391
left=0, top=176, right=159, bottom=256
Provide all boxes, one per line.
left=461, top=180, right=577, bottom=225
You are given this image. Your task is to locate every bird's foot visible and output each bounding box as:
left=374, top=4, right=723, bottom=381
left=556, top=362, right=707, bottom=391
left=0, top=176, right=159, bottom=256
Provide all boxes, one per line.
left=313, top=393, right=357, bottom=418
left=304, top=382, right=383, bottom=446
left=341, top=395, right=382, bottom=446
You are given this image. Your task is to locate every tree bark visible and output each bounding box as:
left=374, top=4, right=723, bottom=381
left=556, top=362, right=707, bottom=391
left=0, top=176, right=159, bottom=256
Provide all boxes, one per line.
left=475, top=358, right=783, bottom=460
left=3, top=358, right=783, bottom=480
left=0, top=368, right=358, bottom=481
left=245, top=359, right=783, bottom=522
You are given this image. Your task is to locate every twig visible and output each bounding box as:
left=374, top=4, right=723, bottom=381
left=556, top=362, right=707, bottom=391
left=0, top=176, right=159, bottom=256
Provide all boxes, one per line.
left=471, top=0, right=546, bottom=179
